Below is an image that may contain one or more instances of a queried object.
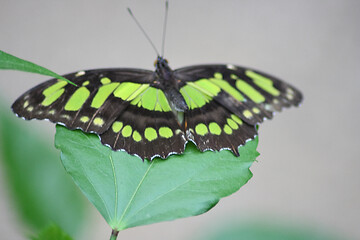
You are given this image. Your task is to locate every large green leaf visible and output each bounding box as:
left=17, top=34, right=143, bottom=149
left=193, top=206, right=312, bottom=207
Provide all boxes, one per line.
left=0, top=107, right=87, bottom=236
left=0, top=50, right=76, bottom=86
left=55, top=125, right=259, bottom=231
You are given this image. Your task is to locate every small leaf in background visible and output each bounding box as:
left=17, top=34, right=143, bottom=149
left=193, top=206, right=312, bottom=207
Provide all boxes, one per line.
left=0, top=106, right=87, bottom=237
left=30, top=224, right=73, bottom=240
left=55, top=125, right=259, bottom=232
left=0, top=50, right=77, bottom=86
left=200, top=219, right=342, bottom=240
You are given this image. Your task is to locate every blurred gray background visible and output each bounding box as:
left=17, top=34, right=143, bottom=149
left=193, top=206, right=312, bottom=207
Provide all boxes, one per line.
left=0, top=0, right=359, bottom=239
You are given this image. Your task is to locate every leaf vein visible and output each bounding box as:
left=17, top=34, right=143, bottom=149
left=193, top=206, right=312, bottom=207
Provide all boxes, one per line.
left=117, top=161, right=155, bottom=227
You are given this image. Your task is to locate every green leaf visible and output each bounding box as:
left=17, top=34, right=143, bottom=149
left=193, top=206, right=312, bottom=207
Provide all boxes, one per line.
left=0, top=50, right=77, bottom=86
left=55, top=125, right=259, bottom=231
left=0, top=106, right=87, bottom=236
left=201, top=220, right=342, bottom=240
left=31, top=224, right=73, bottom=240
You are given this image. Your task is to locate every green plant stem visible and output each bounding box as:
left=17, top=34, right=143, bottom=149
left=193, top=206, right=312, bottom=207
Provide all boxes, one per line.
left=110, top=229, right=119, bottom=240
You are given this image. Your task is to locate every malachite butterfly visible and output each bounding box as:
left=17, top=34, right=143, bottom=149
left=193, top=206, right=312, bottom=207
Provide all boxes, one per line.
left=11, top=2, right=302, bottom=160
left=12, top=56, right=302, bottom=160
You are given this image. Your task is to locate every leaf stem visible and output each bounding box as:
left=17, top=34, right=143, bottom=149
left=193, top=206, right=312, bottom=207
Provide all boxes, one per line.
left=110, top=229, right=119, bottom=240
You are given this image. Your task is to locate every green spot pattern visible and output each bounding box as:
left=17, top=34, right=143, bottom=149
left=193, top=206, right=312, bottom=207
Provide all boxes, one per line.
left=113, top=82, right=143, bottom=100
left=41, top=81, right=68, bottom=106
left=91, top=83, right=120, bottom=108
left=122, top=125, right=132, bottom=138
left=246, top=70, right=280, bottom=96
left=159, top=127, right=173, bottom=138
left=131, top=87, right=171, bottom=112
left=180, top=85, right=211, bottom=109
left=195, top=123, right=208, bottom=136
left=187, top=79, right=221, bottom=97
left=100, top=77, right=111, bottom=85
left=127, top=84, right=150, bottom=101
left=210, top=78, right=245, bottom=102
left=214, top=72, right=223, bottom=79
left=64, top=87, right=90, bottom=111
left=140, top=88, right=158, bottom=110
left=252, top=107, right=260, bottom=114
left=112, top=82, right=171, bottom=112
left=156, top=90, right=172, bottom=112
left=43, top=80, right=68, bottom=97
left=132, top=130, right=142, bottom=142
left=93, top=117, right=104, bottom=126
left=112, top=121, right=123, bottom=133
left=243, top=110, right=253, bottom=118
left=80, top=116, right=89, bottom=123
left=231, top=114, right=243, bottom=125
left=223, top=124, right=233, bottom=135
left=235, top=79, right=265, bottom=103
left=41, top=88, right=65, bottom=106
left=227, top=118, right=238, bottom=130
left=209, top=122, right=221, bottom=135
left=145, top=127, right=158, bottom=142
left=181, top=71, right=265, bottom=110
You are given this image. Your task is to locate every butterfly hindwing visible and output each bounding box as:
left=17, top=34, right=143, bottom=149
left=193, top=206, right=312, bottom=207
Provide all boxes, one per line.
left=184, top=101, right=257, bottom=156
left=100, top=104, right=186, bottom=160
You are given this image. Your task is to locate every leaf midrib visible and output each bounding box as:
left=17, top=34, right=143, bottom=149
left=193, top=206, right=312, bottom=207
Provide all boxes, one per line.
left=124, top=159, right=222, bottom=223
left=116, top=160, right=155, bottom=229
left=109, top=154, right=118, bottom=221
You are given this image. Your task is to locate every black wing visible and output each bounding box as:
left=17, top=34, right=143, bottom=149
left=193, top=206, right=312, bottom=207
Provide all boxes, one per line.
left=174, top=64, right=302, bottom=155
left=12, top=68, right=187, bottom=160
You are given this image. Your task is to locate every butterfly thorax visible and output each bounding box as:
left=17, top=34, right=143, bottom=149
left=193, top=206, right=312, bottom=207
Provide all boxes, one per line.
left=155, top=56, right=188, bottom=112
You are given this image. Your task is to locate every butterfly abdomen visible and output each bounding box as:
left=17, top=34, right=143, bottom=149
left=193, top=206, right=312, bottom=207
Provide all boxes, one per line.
left=163, top=88, right=188, bottom=112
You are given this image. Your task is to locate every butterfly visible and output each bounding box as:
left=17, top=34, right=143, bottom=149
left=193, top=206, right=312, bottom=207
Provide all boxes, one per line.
left=12, top=55, right=302, bottom=160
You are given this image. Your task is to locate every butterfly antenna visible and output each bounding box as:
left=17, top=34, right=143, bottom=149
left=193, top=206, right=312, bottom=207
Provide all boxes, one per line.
left=127, top=7, right=160, bottom=56
left=161, top=0, right=169, bottom=57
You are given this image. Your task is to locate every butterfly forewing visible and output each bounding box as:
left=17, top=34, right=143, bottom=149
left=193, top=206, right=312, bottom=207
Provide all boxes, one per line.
left=175, top=64, right=302, bottom=122
left=12, top=68, right=155, bottom=134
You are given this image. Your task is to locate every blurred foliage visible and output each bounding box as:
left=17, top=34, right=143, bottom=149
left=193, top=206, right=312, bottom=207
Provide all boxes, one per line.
left=55, top=125, right=259, bottom=231
left=0, top=104, right=88, bottom=237
left=30, top=224, right=73, bottom=240
left=200, top=219, right=342, bottom=240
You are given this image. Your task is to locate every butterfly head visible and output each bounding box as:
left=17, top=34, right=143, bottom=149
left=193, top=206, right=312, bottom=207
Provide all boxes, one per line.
left=154, top=56, right=172, bottom=76
left=154, top=56, right=169, bottom=67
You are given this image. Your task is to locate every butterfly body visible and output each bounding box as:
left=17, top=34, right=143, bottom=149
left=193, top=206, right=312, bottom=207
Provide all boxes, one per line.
left=154, top=57, right=188, bottom=112
left=12, top=58, right=302, bottom=160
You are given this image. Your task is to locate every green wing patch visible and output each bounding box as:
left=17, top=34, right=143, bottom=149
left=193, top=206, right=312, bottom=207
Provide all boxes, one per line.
left=130, top=86, right=172, bottom=112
